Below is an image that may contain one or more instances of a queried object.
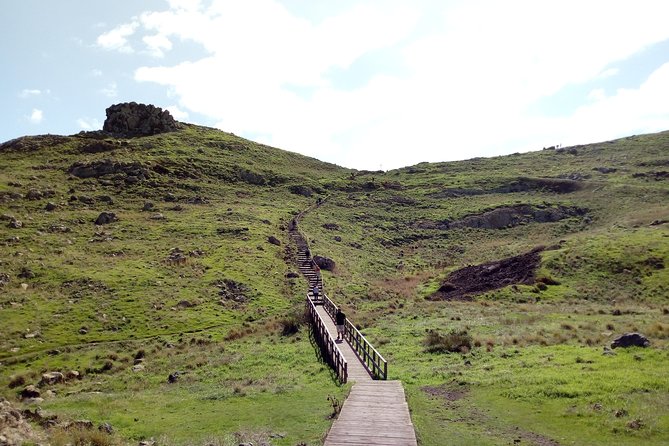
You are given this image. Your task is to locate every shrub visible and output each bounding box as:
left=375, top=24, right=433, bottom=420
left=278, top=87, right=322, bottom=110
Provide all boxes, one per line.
left=424, top=329, right=473, bottom=353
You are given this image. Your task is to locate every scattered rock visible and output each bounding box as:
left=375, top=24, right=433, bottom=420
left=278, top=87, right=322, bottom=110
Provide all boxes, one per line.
left=313, top=255, right=336, bottom=271
left=285, top=272, right=299, bottom=279
left=132, top=364, right=145, bottom=372
left=103, top=102, right=179, bottom=137
left=164, top=193, right=177, bottom=202
left=48, top=224, right=71, bottom=233
left=78, top=327, right=88, bottom=335
left=166, top=248, right=187, bottom=265
left=611, top=332, right=650, bottom=349
left=334, top=236, right=342, bottom=242
left=65, top=370, right=80, bottom=381
left=8, top=219, right=22, bottom=229
left=215, top=279, right=251, bottom=303
left=98, top=422, right=114, bottom=434
left=593, top=167, right=617, bottom=174
left=94, top=212, right=118, bottom=225
left=0, top=398, right=44, bottom=445
left=150, top=213, right=165, bottom=220
left=78, top=195, right=95, bottom=205
left=323, top=223, right=340, bottom=230
left=18, top=267, right=35, bottom=279
left=267, top=236, right=281, bottom=246
left=138, top=439, right=156, bottom=446
left=44, top=202, right=57, bottom=211
left=0, top=273, right=10, bottom=287
left=19, top=386, right=41, bottom=400
left=39, top=372, right=65, bottom=386
left=176, top=300, right=196, bottom=309
left=167, top=372, right=181, bottom=383
left=25, top=189, right=43, bottom=200
left=142, top=202, right=155, bottom=211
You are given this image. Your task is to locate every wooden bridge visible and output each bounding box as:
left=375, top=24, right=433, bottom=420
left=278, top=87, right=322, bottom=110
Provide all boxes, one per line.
left=289, top=207, right=418, bottom=446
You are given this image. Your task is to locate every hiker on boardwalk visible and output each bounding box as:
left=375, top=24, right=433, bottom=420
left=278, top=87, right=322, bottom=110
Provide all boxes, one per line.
left=335, top=308, right=346, bottom=341
left=312, top=285, right=320, bottom=300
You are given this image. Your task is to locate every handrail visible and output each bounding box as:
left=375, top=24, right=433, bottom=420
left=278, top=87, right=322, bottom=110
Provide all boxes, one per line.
left=306, top=296, right=348, bottom=383
left=321, top=294, right=388, bottom=380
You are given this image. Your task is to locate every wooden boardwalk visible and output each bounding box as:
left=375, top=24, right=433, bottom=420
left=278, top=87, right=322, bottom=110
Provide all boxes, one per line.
left=324, top=381, right=417, bottom=446
left=289, top=208, right=417, bottom=446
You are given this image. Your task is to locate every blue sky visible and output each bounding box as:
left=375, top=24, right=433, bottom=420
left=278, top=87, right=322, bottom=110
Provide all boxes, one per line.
left=2, top=0, right=669, bottom=169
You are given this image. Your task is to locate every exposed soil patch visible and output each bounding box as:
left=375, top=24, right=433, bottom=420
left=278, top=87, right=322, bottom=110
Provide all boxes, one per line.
left=429, top=247, right=543, bottom=300
left=416, top=205, right=587, bottom=231
left=422, top=385, right=468, bottom=402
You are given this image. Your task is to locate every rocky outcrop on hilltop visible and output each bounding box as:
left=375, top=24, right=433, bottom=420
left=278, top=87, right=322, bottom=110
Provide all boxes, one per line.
left=103, top=102, right=179, bottom=137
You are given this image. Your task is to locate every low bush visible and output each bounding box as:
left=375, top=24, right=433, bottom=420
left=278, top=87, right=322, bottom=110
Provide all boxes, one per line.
left=424, top=329, right=473, bottom=353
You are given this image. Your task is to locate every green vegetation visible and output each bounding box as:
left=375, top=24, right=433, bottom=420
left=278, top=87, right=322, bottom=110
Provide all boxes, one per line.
left=1, top=124, right=668, bottom=444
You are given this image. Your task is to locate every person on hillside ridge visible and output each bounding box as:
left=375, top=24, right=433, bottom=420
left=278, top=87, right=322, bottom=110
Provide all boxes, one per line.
left=335, top=308, right=346, bottom=342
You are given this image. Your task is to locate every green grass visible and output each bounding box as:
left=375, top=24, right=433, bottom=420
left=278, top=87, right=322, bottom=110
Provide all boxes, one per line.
left=1, top=125, right=668, bottom=444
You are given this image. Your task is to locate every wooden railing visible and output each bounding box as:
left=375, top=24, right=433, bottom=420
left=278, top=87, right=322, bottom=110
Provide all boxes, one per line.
left=321, top=295, right=388, bottom=380
left=306, top=296, right=348, bottom=383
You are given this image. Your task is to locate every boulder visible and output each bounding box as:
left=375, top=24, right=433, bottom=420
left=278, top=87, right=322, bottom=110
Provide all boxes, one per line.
left=611, top=332, right=650, bottom=349
left=45, top=202, right=57, bottom=211
left=19, top=386, right=41, bottom=400
left=142, top=202, right=155, bottom=211
left=95, top=212, right=118, bottom=225
left=39, top=372, right=65, bottom=386
left=25, top=189, right=43, bottom=200
left=267, top=236, right=281, bottom=246
left=8, top=219, right=22, bottom=229
left=313, top=255, right=336, bottom=271
left=102, top=102, right=179, bottom=137
left=285, top=272, right=299, bottom=279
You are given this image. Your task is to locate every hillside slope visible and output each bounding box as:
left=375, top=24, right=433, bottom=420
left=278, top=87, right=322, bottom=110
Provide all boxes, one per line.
left=1, top=121, right=668, bottom=445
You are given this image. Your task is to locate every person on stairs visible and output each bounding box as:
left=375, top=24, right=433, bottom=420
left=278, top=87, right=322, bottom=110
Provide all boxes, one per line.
left=312, top=285, right=320, bottom=300
left=335, top=308, right=346, bottom=342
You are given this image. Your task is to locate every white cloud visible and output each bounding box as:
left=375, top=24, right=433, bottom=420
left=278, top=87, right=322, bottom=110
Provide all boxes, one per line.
left=77, top=118, right=102, bottom=130
left=100, top=82, right=118, bottom=98
left=28, top=109, right=43, bottom=124
left=91, top=69, right=103, bottom=77
left=143, top=33, right=173, bottom=57
left=166, top=105, right=188, bottom=120
left=96, top=21, right=138, bottom=53
left=19, top=89, right=41, bottom=98
left=124, top=0, right=669, bottom=169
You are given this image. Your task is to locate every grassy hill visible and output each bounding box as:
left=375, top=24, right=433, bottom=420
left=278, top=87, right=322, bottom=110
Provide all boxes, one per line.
left=0, top=122, right=668, bottom=445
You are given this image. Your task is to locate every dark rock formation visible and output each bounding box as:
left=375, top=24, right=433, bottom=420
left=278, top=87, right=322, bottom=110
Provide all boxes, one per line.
left=289, top=185, right=313, bottom=197
left=611, top=333, right=650, bottom=349
left=416, top=205, right=587, bottom=231
left=313, top=255, right=336, bottom=271
left=68, top=160, right=150, bottom=181
left=267, top=236, right=281, bottom=246
left=94, top=212, right=118, bottom=225
left=102, top=102, right=179, bottom=137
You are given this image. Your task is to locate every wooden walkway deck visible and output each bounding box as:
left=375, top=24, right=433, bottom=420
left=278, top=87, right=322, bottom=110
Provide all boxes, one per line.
left=324, top=381, right=417, bottom=446
left=289, top=208, right=417, bottom=446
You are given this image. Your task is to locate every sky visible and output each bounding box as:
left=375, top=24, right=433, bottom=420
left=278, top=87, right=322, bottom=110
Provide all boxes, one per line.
left=2, top=0, right=669, bottom=170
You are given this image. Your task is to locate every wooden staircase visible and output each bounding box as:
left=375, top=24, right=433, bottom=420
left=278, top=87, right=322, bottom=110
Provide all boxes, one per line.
left=289, top=204, right=418, bottom=446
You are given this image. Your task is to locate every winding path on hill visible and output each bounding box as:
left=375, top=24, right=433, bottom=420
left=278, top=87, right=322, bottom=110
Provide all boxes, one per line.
left=289, top=203, right=418, bottom=446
